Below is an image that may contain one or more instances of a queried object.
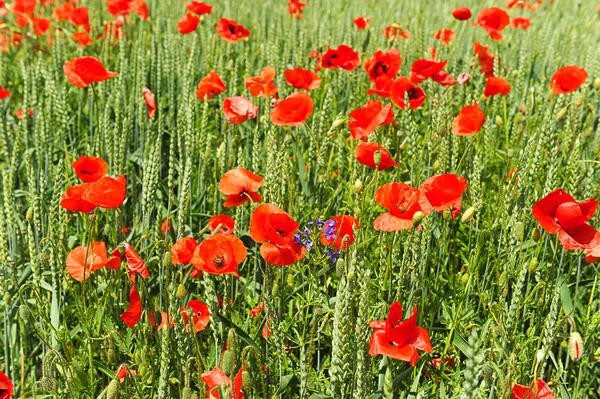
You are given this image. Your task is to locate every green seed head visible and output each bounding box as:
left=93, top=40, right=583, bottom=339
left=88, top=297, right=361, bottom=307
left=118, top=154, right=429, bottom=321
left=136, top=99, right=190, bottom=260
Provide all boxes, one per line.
left=222, top=350, right=235, bottom=376
left=106, top=379, right=120, bottom=399
left=461, top=207, right=475, bottom=223
left=176, top=284, right=187, bottom=299
left=241, top=369, right=253, bottom=391
left=412, top=211, right=424, bottom=227
left=39, top=376, right=58, bottom=392
left=528, top=258, right=539, bottom=273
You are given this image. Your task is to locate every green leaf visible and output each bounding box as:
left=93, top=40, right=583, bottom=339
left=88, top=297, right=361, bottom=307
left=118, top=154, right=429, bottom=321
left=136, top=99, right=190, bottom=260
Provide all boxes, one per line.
left=275, top=374, right=297, bottom=394
left=453, top=331, right=470, bottom=357
left=214, top=312, right=260, bottom=352
left=560, top=279, right=573, bottom=315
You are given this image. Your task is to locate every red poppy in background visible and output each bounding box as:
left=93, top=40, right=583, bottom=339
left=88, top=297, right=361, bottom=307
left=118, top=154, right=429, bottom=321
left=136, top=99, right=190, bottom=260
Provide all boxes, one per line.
left=353, top=16, right=370, bottom=30
left=355, top=142, right=398, bottom=171
left=477, top=7, right=510, bottom=40
left=382, top=25, right=410, bottom=40
left=181, top=299, right=210, bottom=333
left=0, top=86, right=9, bottom=100
left=512, top=17, right=531, bottom=29
left=484, top=77, right=511, bottom=97
left=511, top=378, right=555, bottom=399
left=70, top=7, right=90, bottom=31
left=431, top=71, right=457, bottom=86
left=532, top=188, right=599, bottom=250
left=409, top=59, right=447, bottom=84
left=452, top=7, right=472, bottom=21
left=73, top=31, right=93, bottom=47
left=53, top=2, right=74, bottom=21
left=0, top=370, right=14, bottom=399
left=161, top=217, right=172, bottom=235
left=250, top=302, right=264, bottom=317
left=219, top=167, right=263, bottom=207
left=122, top=243, right=150, bottom=280
left=288, top=0, right=307, bottom=19
left=60, top=184, right=96, bottom=213
left=215, top=18, right=250, bottom=42
left=33, top=17, right=52, bottom=36
left=250, top=204, right=305, bottom=266
left=419, top=174, right=467, bottom=218
left=223, top=97, right=258, bottom=124
left=142, top=88, right=156, bottom=119
left=348, top=100, right=394, bottom=141
left=12, top=0, right=36, bottom=27
left=319, top=215, right=360, bottom=250
left=208, top=214, right=235, bottom=234
left=115, top=365, right=137, bottom=383
left=196, top=70, right=226, bottom=101
left=191, top=234, right=247, bottom=277
left=81, top=175, right=127, bottom=209
left=72, top=156, right=108, bottom=182
left=457, top=73, right=471, bottom=85
left=63, top=57, right=118, bottom=88
left=321, top=45, right=360, bottom=71
left=390, top=77, right=426, bottom=110
left=202, top=367, right=232, bottom=398
left=120, top=286, right=142, bottom=328
left=435, top=29, right=455, bottom=45
left=364, top=48, right=402, bottom=83
left=367, top=76, right=393, bottom=98
left=171, top=237, right=200, bottom=264
left=369, top=302, right=433, bottom=366
left=186, top=1, right=212, bottom=15
left=66, top=242, right=116, bottom=281
left=549, top=66, right=588, bottom=95
left=271, top=92, right=314, bottom=126
left=374, top=182, right=423, bottom=231
left=452, top=101, right=485, bottom=136
left=246, top=66, right=278, bottom=97
left=107, top=0, right=134, bottom=16
left=178, top=13, right=200, bottom=34
left=284, top=68, right=321, bottom=90
left=473, top=42, right=496, bottom=78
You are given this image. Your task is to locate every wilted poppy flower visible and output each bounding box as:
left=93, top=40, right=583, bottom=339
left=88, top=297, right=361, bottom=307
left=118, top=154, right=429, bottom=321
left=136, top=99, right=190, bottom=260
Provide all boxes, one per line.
left=72, top=156, right=108, bottom=182
left=321, top=45, right=360, bottom=71
left=196, top=70, right=226, bottom=101
left=288, top=0, right=307, bottom=19
left=63, top=57, right=118, bottom=88
left=270, top=92, right=314, bottom=126
left=435, top=29, right=455, bottom=45
left=452, top=101, right=485, bottom=136
left=246, top=66, right=278, bottom=97
left=190, top=234, right=247, bottom=278
left=250, top=302, right=264, bottom=317
left=171, top=237, right=199, bottom=264
left=223, top=97, right=258, bottom=124
left=353, top=16, right=370, bottom=30
left=452, top=7, right=472, bottom=20
left=53, top=2, right=74, bottom=20
left=208, top=214, right=235, bottom=234
left=215, top=18, right=250, bottom=42
left=0, top=370, right=14, bottom=399
left=81, top=175, right=127, bottom=209
left=431, top=71, right=457, bottom=86
left=390, top=77, right=426, bottom=110
left=69, top=7, right=89, bottom=30
left=0, top=86, right=10, bottom=100
left=477, top=7, right=510, bottom=40
left=457, top=73, right=471, bottom=85
left=419, top=174, right=467, bottom=218
left=121, top=243, right=150, bottom=280
left=120, top=286, right=142, bottom=328
left=181, top=299, right=210, bottom=332
left=33, top=17, right=51, bottom=35
left=60, top=184, right=96, bottom=213
left=250, top=204, right=306, bottom=266
left=178, top=13, right=200, bottom=34
left=549, top=66, right=588, bottom=95
left=142, top=88, right=156, bottom=119
left=410, top=59, right=447, bottom=84
left=284, top=68, right=320, bottom=90
left=319, top=215, right=360, bottom=250
left=369, top=302, right=433, bottom=366
left=348, top=100, right=394, bottom=140
left=512, top=17, right=531, bottom=29
left=473, top=42, right=496, bottom=78
left=364, top=48, right=402, bottom=83
left=201, top=367, right=232, bottom=398
left=355, top=142, right=398, bottom=171
left=218, top=167, right=263, bottom=207
left=186, top=1, right=212, bottom=15
left=73, top=31, right=93, bottom=47
left=374, top=182, right=423, bottom=231
left=511, top=378, right=555, bottom=399
left=532, top=188, right=599, bottom=250
left=66, top=242, right=115, bottom=281
left=484, top=77, right=511, bottom=97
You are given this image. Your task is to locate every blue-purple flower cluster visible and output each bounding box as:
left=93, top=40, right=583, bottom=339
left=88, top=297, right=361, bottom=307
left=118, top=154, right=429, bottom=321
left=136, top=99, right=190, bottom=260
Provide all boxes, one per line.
left=293, top=218, right=340, bottom=264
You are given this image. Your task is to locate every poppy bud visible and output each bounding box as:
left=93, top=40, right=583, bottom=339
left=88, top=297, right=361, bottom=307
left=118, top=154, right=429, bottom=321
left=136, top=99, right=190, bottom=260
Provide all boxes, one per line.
left=568, top=332, right=584, bottom=361
left=555, top=107, right=567, bottom=120
left=433, top=160, right=441, bottom=172
left=107, top=379, right=120, bottom=399
left=40, top=252, right=50, bottom=268
left=182, top=387, right=193, bottom=399
left=594, top=77, right=600, bottom=90
left=514, top=112, right=523, bottom=124
left=335, top=258, right=345, bottom=278
left=347, top=271, right=356, bottom=281
left=515, top=222, right=525, bottom=242
left=3, top=292, right=11, bottom=306
left=443, top=209, right=451, bottom=219
left=575, top=96, right=584, bottom=108
left=39, top=376, right=58, bottom=392
left=531, top=228, right=541, bottom=242
left=241, top=369, right=253, bottom=391
left=412, top=211, right=424, bottom=227
left=536, top=349, right=545, bottom=364
left=479, top=93, right=486, bottom=102
left=461, top=207, right=475, bottom=223
left=222, top=350, right=235, bottom=376
left=162, top=252, right=172, bottom=268
left=271, top=281, right=280, bottom=297
left=227, top=328, right=238, bottom=357
left=26, top=207, right=34, bottom=222
left=495, top=115, right=503, bottom=127
left=481, top=364, right=494, bottom=382
left=331, top=118, right=346, bottom=128
left=587, top=104, right=594, bottom=114
left=507, top=148, right=514, bottom=158
left=353, top=179, right=363, bottom=194
left=461, top=273, right=469, bottom=285
left=19, top=304, right=31, bottom=321
left=373, top=151, right=382, bottom=167
left=176, top=284, right=187, bottom=299
left=287, top=269, right=294, bottom=287
left=528, top=258, right=538, bottom=273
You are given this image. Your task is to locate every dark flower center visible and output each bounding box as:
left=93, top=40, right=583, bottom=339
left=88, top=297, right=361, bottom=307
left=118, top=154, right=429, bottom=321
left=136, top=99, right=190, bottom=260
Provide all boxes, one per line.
left=374, top=62, right=388, bottom=76
left=407, top=88, right=420, bottom=99
left=213, top=256, right=226, bottom=269
left=228, top=25, right=236, bottom=35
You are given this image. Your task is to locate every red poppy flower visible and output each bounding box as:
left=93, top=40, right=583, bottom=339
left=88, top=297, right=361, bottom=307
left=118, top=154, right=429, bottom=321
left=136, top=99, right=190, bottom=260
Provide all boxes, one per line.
left=549, top=66, right=588, bottom=95
left=233, top=366, right=247, bottom=399
left=149, top=311, right=175, bottom=331
left=410, top=59, right=447, bottom=84
left=196, top=70, right=226, bottom=101
left=288, top=0, right=307, bottom=19
left=33, top=17, right=51, bottom=36
left=353, top=16, right=370, bottom=30
left=364, top=48, right=402, bottom=83
left=321, top=45, right=360, bottom=71
left=60, top=184, right=96, bottom=213
left=66, top=242, right=114, bottom=281
left=419, top=174, right=467, bottom=217
left=319, top=215, right=360, bottom=250
left=512, top=17, right=531, bottom=29
left=208, top=214, right=235, bottom=234
left=63, top=57, right=118, bottom=88
left=186, top=1, right=212, bottom=15
left=284, top=68, right=321, bottom=90
left=473, top=42, right=496, bottom=78
left=0, top=86, right=10, bottom=100
left=142, top=88, right=156, bottom=119
left=115, top=365, right=137, bottom=383
left=452, top=101, right=485, bottom=136
left=477, top=7, right=510, bottom=40
left=81, top=175, right=126, bottom=209
left=178, top=13, right=200, bottom=34
left=218, top=167, right=263, bottom=207
left=369, top=302, right=433, bottom=366
left=458, top=73, right=471, bottom=85
left=215, top=18, right=250, bottom=42
left=532, top=188, right=600, bottom=250
left=122, top=243, right=150, bottom=280
left=435, top=29, right=455, bottom=45
left=73, top=31, right=93, bottom=47
left=511, top=378, right=555, bottom=399
left=53, top=2, right=74, bottom=20
left=107, top=0, right=134, bottom=16
left=584, top=242, right=600, bottom=263
left=171, top=237, right=199, bottom=264
left=270, top=92, right=314, bottom=126
left=373, top=182, right=423, bottom=231
left=136, top=1, right=149, bottom=20
left=250, top=302, right=264, bottom=317
left=70, top=7, right=89, bottom=29
left=431, top=71, right=457, bottom=86
left=223, top=97, right=258, bottom=125
left=72, top=156, right=108, bottom=183
left=483, top=77, right=510, bottom=98
left=246, top=66, right=278, bottom=97
left=348, top=100, right=394, bottom=141
left=355, top=142, right=398, bottom=171
left=201, top=367, right=232, bottom=398
left=390, top=77, right=426, bottom=110
left=452, top=7, right=471, bottom=21
left=190, top=234, right=247, bottom=278
left=181, top=299, right=210, bottom=333
left=0, top=370, right=14, bottom=399
left=367, top=76, right=394, bottom=98
left=382, top=25, right=410, bottom=40
left=120, top=286, right=142, bottom=328
left=161, top=217, right=172, bottom=235
left=249, top=204, right=306, bottom=266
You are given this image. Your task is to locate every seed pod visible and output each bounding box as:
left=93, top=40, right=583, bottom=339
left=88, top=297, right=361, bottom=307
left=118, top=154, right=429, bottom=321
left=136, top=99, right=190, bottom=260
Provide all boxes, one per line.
left=442, top=209, right=451, bottom=219
left=176, top=284, right=187, bottom=299
left=433, top=160, right=441, bottom=172
left=531, top=228, right=541, bottom=242
left=373, top=151, right=382, bottom=167
left=106, top=379, right=120, bottom=399
left=39, top=376, right=58, bottom=392
left=331, top=118, right=346, bottom=128
left=241, top=369, right=253, bottom=391
left=568, top=332, right=584, bottom=361
left=412, top=211, right=424, bottom=227
left=19, top=304, right=31, bottom=321
left=495, top=115, right=503, bottom=127
left=528, top=258, right=538, bottom=273
left=347, top=271, right=356, bottom=281
left=514, top=222, right=525, bottom=242
left=335, top=257, right=345, bottom=278
left=461, top=207, right=475, bottom=223
left=574, top=96, right=584, bottom=107
left=353, top=179, right=363, bottom=194
left=461, top=273, right=469, bottom=285
left=594, top=77, right=600, bottom=90
left=222, top=350, right=234, bottom=376
left=227, top=328, right=238, bottom=362
left=555, top=107, right=567, bottom=120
